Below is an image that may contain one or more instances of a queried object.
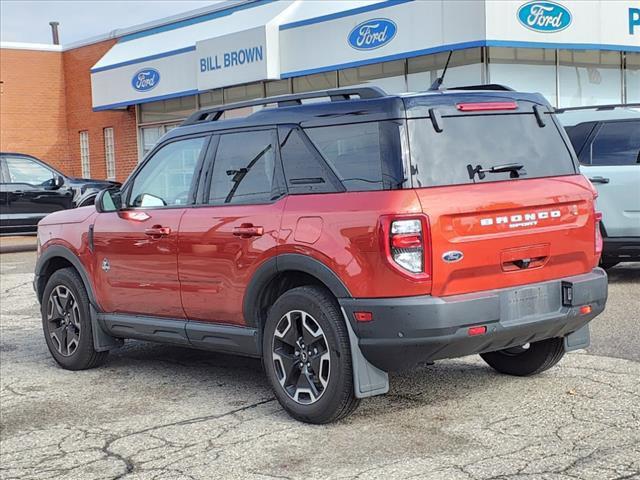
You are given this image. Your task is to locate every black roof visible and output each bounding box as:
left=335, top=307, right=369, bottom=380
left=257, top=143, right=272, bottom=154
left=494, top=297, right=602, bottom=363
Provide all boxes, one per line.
left=165, top=86, right=551, bottom=141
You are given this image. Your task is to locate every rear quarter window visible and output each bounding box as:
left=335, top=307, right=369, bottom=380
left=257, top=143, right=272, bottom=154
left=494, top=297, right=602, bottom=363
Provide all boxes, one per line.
left=408, top=113, right=576, bottom=188
left=303, top=121, right=405, bottom=192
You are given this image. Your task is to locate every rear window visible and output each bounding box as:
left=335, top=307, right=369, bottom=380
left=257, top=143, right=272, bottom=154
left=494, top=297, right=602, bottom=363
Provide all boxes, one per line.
left=408, top=114, right=576, bottom=188
left=304, top=121, right=405, bottom=191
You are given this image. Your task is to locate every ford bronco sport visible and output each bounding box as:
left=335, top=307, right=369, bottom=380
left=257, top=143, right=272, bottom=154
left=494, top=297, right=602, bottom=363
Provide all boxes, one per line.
left=35, top=86, right=608, bottom=424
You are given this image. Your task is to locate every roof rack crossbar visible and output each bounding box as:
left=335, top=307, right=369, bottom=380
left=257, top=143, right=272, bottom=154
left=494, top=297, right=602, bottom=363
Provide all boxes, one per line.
left=181, top=86, right=387, bottom=126
left=555, top=103, right=640, bottom=113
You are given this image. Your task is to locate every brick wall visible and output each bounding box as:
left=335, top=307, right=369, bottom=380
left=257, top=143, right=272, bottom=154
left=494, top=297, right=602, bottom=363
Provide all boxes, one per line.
left=1, top=40, right=139, bottom=182
left=0, top=48, right=70, bottom=172
left=63, top=40, right=138, bottom=182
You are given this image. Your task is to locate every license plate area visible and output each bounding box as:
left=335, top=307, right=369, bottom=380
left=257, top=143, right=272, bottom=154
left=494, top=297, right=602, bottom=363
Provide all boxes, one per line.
left=500, top=282, right=562, bottom=324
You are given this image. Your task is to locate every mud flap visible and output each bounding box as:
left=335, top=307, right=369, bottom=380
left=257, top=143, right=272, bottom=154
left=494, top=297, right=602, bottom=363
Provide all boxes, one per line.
left=341, top=308, right=389, bottom=398
left=564, top=324, right=591, bottom=352
left=90, top=304, right=123, bottom=352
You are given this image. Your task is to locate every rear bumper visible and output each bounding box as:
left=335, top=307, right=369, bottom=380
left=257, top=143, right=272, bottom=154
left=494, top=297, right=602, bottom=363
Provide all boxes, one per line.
left=339, top=268, right=608, bottom=371
left=602, top=237, right=640, bottom=261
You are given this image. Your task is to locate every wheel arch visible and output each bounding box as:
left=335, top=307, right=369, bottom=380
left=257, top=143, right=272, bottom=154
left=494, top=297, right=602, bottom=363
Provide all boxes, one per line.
left=35, top=246, right=96, bottom=307
left=243, top=254, right=352, bottom=331
left=36, top=245, right=121, bottom=351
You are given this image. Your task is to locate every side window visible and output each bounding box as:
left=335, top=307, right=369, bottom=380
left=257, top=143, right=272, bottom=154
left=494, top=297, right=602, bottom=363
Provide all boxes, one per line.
left=564, top=122, right=597, bottom=159
left=278, top=127, right=339, bottom=194
left=208, top=130, right=279, bottom=205
left=4, top=156, right=55, bottom=186
left=304, top=121, right=404, bottom=192
left=129, top=136, right=206, bottom=208
left=590, top=121, right=640, bottom=166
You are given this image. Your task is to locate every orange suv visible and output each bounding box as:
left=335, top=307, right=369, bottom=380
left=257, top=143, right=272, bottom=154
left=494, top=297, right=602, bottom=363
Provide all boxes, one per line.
left=35, top=86, right=608, bottom=423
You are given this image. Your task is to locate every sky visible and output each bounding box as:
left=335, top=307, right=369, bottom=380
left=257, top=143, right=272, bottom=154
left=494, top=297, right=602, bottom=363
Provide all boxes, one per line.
left=0, top=0, right=221, bottom=44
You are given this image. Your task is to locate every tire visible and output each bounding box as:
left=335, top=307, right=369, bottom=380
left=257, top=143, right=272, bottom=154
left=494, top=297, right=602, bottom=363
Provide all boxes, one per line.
left=41, top=267, right=108, bottom=370
left=262, top=286, right=359, bottom=424
left=480, top=337, right=565, bottom=377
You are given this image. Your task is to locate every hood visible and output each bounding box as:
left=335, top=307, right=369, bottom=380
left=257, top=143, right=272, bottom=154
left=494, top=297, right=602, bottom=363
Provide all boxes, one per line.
left=38, top=206, right=97, bottom=226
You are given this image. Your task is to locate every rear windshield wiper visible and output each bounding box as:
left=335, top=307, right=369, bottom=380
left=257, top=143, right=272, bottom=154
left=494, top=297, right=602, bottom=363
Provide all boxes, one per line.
left=467, top=163, right=526, bottom=181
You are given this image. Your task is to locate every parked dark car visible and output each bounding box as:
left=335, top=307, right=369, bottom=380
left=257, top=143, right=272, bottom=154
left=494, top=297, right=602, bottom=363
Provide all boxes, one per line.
left=0, top=152, right=119, bottom=234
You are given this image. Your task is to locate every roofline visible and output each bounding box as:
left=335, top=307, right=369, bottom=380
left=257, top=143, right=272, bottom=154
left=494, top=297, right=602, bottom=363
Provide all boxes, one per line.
left=0, top=0, right=257, bottom=52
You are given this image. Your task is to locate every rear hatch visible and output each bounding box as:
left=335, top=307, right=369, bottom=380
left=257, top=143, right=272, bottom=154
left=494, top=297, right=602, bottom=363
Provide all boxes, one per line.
left=405, top=94, right=598, bottom=297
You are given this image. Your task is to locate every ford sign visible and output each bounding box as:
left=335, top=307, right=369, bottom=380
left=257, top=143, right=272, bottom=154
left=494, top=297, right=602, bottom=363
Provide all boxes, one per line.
left=131, top=68, right=160, bottom=92
left=518, top=1, right=572, bottom=32
left=348, top=18, right=397, bottom=50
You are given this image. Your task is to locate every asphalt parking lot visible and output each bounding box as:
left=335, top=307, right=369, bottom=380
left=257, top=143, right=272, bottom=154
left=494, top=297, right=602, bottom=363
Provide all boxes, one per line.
left=1, top=251, right=638, bottom=480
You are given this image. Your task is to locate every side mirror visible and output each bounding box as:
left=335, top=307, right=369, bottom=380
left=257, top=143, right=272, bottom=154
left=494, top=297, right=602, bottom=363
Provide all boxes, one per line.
left=44, top=175, right=65, bottom=190
left=95, top=188, right=122, bottom=213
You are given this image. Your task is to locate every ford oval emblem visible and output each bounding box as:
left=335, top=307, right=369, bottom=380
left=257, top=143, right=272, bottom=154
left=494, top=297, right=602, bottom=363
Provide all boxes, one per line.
left=131, top=68, right=160, bottom=92
left=442, top=251, right=464, bottom=263
left=348, top=18, right=397, bottom=50
left=517, top=1, right=572, bottom=32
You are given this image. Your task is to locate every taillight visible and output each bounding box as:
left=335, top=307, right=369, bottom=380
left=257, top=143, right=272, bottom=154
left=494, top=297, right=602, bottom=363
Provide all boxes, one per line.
left=380, top=215, right=431, bottom=279
left=594, top=212, right=603, bottom=257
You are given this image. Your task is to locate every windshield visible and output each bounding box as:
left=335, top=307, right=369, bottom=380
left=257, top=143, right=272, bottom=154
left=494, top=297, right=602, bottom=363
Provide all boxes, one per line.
left=408, top=113, right=576, bottom=188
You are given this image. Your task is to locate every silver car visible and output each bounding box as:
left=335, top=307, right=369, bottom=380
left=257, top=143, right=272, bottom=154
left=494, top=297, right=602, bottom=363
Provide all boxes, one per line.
left=557, top=105, right=640, bottom=269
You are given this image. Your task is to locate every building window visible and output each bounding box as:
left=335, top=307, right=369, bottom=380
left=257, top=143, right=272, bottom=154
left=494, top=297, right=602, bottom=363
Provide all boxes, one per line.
left=559, top=50, right=622, bottom=107
left=407, top=48, right=483, bottom=91
left=140, top=124, right=179, bottom=160
left=139, top=95, right=197, bottom=123
left=199, top=89, right=223, bottom=108
left=625, top=52, right=640, bottom=103
left=488, top=48, right=557, bottom=106
left=339, top=60, right=407, bottom=93
left=293, top=71, right=337, bottom=93
left=104, top=127, right=115, bottom=180
left=266, top=79, right=292, bottom=97
left=79, top=130, right=90, bottom=178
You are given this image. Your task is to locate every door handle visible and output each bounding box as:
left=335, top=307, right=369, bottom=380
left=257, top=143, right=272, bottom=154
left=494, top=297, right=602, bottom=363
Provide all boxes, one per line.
left=13, top=190, right=25, bottom=196
left=589, top=176, right=610, bottom=184
left=233, top=224, right=264, bottom=238
left=144, top=225, right=172, bottom=238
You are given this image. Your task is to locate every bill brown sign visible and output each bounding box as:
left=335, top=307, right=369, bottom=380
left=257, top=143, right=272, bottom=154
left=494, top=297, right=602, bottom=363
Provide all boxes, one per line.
left=196, top=25, right=280, bottom=91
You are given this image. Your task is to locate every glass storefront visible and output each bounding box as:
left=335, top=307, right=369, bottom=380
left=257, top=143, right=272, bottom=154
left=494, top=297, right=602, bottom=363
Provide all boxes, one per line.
left=559, top=50, right=622, bottom=107
left=488, top=48, right=557, bottom=106
left=136, top=47, right=638, bottom=162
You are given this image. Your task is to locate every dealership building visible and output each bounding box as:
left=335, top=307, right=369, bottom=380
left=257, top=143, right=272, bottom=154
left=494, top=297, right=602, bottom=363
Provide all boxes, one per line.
left=1, top=0, right=639, bottom=181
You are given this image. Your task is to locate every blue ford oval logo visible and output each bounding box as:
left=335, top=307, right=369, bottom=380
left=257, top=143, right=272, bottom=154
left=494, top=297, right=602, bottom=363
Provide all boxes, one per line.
left=131, top=68, right=160, bottom=92
left=348, top=18, right=397, bottom=50
left=518, top=1, right=572, bottom=32
left=442, top=251, right=464, bottom=263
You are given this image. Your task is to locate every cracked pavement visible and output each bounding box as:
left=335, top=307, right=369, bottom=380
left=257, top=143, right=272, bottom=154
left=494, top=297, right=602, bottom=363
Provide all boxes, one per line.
left=1, top=252, right=639, bottom=480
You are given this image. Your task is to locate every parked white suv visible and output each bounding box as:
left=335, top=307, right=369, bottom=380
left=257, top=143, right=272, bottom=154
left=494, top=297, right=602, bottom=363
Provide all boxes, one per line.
left=558, top=105, right=640, bottom=268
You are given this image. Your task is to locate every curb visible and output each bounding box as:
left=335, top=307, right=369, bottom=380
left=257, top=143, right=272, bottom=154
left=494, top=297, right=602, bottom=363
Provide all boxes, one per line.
left=0, top=244, right=37, bottom=254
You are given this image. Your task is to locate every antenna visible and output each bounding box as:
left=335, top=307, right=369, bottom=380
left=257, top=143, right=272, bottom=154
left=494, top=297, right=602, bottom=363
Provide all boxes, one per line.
left=429, top=50, right=453, bottom=91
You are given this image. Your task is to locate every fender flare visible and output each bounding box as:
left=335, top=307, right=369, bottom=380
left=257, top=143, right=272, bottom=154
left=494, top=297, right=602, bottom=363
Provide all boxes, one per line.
left=243, top=253, right=352, bottom=329
left=35, top=245, right=121, bottom=351
left=35, top=245, right=97, bottom=305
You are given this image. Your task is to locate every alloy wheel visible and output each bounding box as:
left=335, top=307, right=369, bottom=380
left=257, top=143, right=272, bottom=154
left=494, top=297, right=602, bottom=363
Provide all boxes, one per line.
left=46, top=285, right=81, bottom=357
left=272, top=310, right=330, bottom=405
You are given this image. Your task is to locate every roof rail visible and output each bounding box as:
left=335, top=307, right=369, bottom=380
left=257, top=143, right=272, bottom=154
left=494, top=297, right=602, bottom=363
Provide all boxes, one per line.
left=181, top=86, right=387, bottom=126
left=555, top=103, right=640, bottom=113
left=446, top=84, right=515, bottom=91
